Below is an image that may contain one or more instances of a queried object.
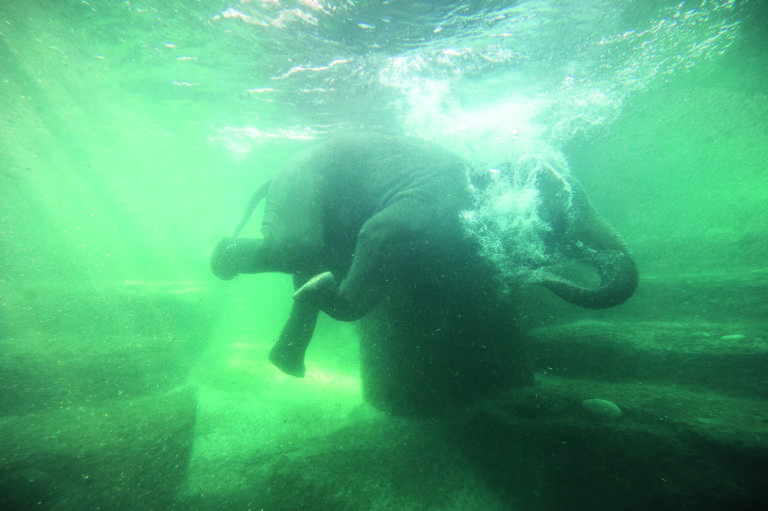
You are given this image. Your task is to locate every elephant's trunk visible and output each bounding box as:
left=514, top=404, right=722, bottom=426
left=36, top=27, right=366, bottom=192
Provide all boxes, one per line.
left=536, top=173, right=639, bottom=309
left=540, top=247, right=638, bottom=309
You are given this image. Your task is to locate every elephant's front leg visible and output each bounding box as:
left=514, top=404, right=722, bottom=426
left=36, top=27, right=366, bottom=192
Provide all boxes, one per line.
left=294, top=200, right=426, bottom=321
left=211, top=238, right=321, bottom=376
left=268, top=273, right=320, bottom=378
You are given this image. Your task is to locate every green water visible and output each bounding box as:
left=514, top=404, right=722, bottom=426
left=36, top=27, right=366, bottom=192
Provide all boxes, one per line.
left=1, top=1, right=767, bottom=509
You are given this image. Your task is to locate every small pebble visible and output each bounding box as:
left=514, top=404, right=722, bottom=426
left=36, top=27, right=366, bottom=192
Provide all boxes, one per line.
left=582, top=398, right=622, bottom=421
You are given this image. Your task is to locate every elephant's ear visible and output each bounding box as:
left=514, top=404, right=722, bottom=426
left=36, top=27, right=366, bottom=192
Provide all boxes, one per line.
left=536, top=171, right=638, bottom=309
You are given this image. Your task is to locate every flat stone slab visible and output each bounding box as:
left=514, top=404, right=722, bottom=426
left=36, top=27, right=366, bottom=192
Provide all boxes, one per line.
left=0, top=280, right=213, bottom=414
left=528, top=319, right=768, bottom=397
left=176, top=371, right=768, bottom=510
left=0, top=386, right=197, bottom=510
left=466, top=373, right=768, bottom=509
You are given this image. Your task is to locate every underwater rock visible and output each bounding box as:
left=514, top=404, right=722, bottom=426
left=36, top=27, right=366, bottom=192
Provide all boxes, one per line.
left=719, top=334, right=746, bottom=341
left=581, top=398, right=622, bottom=421
left=0, top=386, right=197, bottom=510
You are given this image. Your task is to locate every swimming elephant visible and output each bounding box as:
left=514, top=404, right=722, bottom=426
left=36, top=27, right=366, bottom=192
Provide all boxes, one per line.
left=210, top=133, right=638, bottom=383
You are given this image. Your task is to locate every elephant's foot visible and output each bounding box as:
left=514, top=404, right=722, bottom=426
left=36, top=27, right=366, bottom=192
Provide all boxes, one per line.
left=210, top=237, right=277, bottom=280
left=294, top=271, right=337, bottom=300
left=268, top=302, right=317, bottom=378
left=294, top=272, right=360, bottom=321
left=269, top=342, right=306, bottom=378
left=268, top=285, right=319, bottom=378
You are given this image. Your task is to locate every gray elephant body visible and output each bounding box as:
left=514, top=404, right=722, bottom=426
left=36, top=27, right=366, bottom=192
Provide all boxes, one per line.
left=260, top=133, right=473, bottom=313
left=211, top=133, right=638, bottom=405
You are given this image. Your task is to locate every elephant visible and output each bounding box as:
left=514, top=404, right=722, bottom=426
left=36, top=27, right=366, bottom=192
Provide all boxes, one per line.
left=210, top=133, right=638, bottom=390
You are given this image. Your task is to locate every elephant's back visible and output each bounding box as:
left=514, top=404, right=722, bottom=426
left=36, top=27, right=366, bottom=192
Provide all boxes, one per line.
left=317, top=132, right=472, bottom=212
left=262, top=133, right=472, bottom=270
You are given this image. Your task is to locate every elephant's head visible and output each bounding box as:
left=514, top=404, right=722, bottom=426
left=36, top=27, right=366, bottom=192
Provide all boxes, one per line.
left=534, top=168, right=638, bottom=309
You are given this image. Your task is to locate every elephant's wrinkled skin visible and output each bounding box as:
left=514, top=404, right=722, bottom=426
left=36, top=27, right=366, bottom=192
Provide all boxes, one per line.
left=211, top=133, right=638, bottom=380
